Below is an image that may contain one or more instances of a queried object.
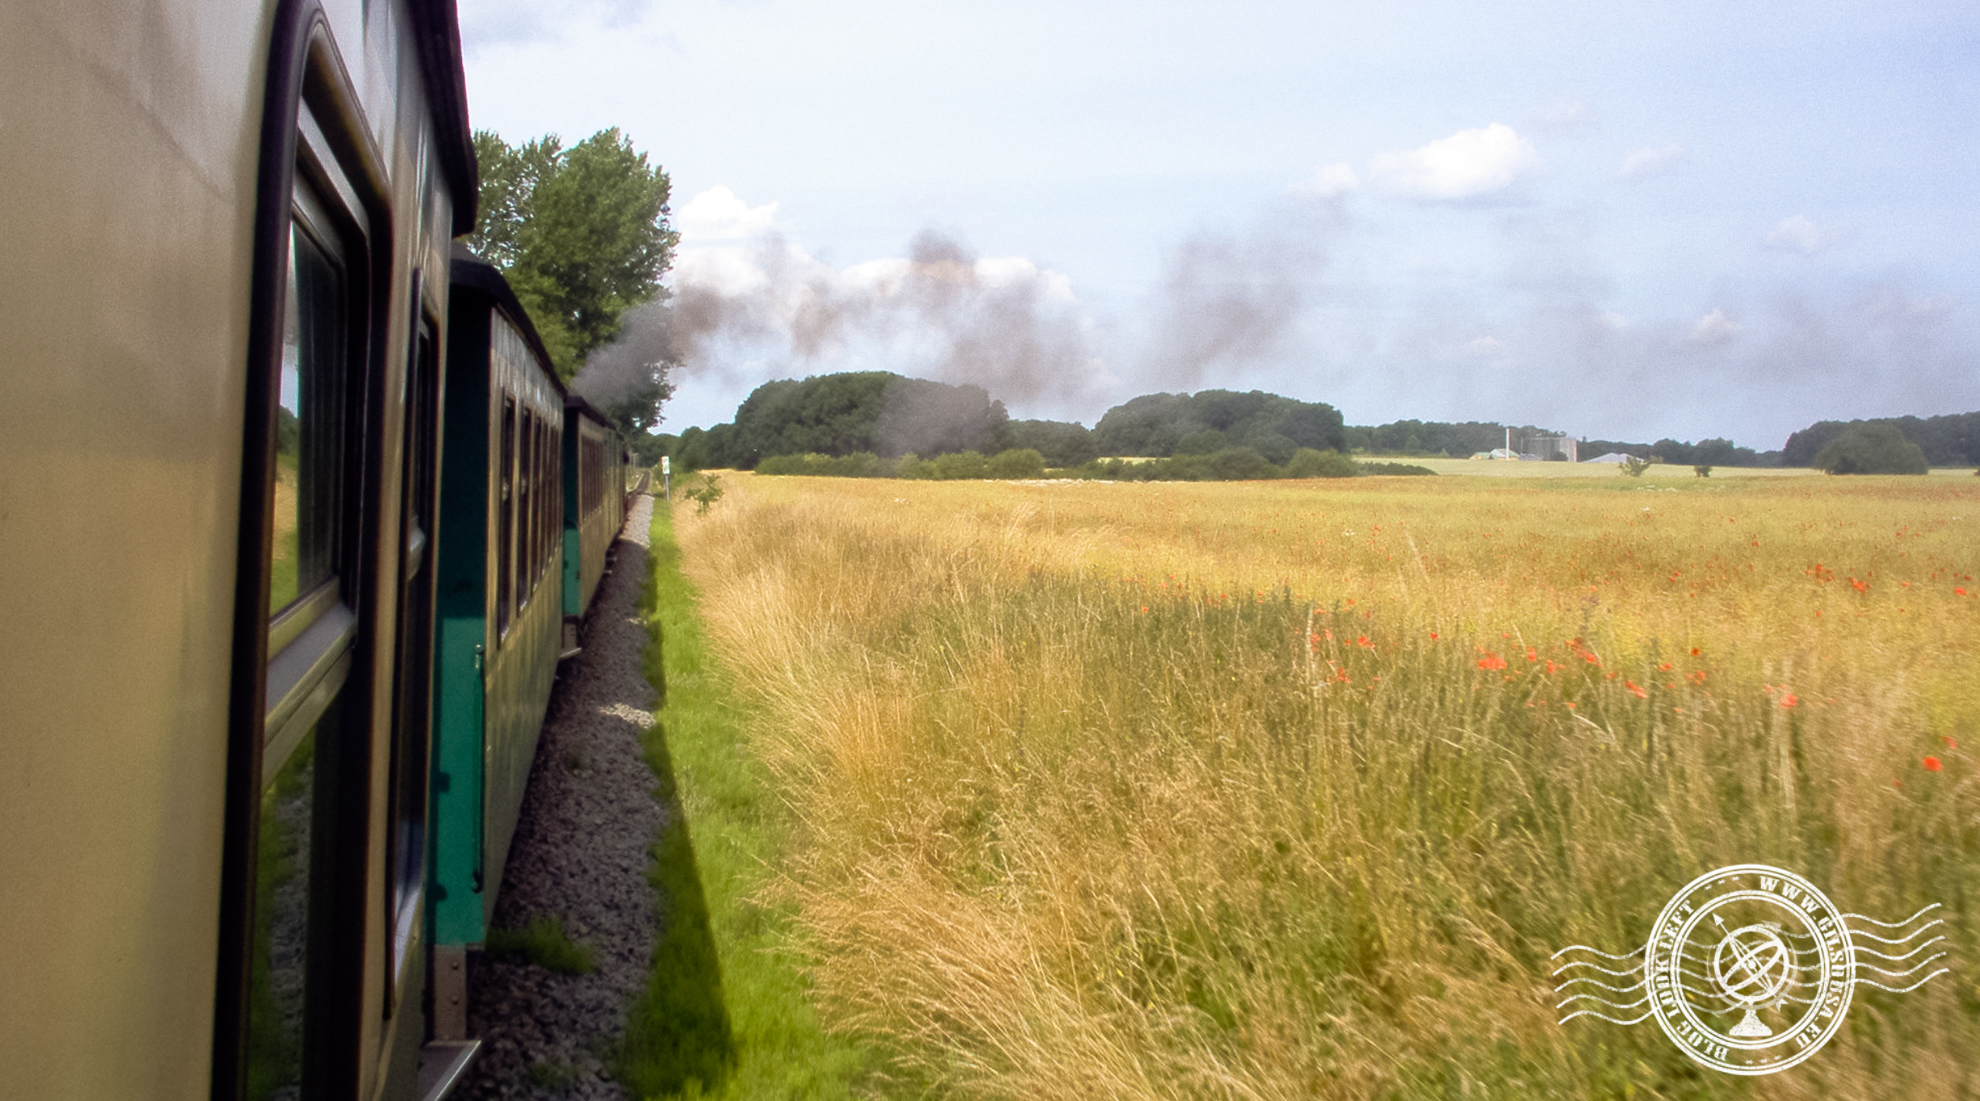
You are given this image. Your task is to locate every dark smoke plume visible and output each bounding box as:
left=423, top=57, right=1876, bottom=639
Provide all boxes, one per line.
left=1139, top=198, right=1347, bottom=390
left=569, top=297, right=674, bottom=433
left=657, top=228, right=1100, bottom=408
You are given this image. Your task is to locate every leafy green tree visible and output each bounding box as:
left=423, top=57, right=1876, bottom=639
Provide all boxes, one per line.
left=1787, top=412, right=1980, bottom=467
left=1004, top=420, right=1097, bottom=466
left=468, top=128, right=678, bottom=381
left=1813, top=423, right=1930, bottom=474
left=1174, top=428, right=1230, bottom=456
left=1092, top=390, right=1344, bottom=457
left=710, top=372, right=1009, bottom=468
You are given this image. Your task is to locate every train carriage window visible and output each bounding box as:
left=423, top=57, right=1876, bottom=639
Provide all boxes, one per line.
left=386, top=312, right=439, bottom=1009
left=241, top=118, right=367, bottom=1098
left=271, top=216, right=347, bottom=615
left=520, top=407, right=536, bottom=599
left=498, top=395, right=515, bottom=636
left=538, top=419, right=551, bottom=576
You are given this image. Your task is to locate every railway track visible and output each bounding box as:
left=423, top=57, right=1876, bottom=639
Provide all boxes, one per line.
left=458, top=496, right=665, bottom=1099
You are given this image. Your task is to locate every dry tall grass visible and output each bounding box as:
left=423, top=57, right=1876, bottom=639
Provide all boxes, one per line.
left=673, top=473, right=1977, bottom=1098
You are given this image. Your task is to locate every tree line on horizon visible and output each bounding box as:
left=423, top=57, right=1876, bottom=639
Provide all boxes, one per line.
left=646, top=370, right=1980, bottom=476
left=656, top=374, right=1354, bottom=472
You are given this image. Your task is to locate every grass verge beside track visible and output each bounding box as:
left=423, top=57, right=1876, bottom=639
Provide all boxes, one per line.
left=616, top=502, right=870, bottom=1100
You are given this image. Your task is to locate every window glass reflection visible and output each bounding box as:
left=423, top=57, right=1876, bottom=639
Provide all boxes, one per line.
left=245, top=728, right=315, bottom=1101
left=271, top=224, right=345, bottom=616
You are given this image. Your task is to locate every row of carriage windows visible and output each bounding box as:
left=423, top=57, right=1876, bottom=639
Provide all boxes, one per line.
left=494, top=331, right=563, bottom=641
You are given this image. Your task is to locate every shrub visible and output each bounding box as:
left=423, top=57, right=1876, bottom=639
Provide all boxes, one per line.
left=1285, top=448, right=1357, bottom=478
left=757, top=452, right=884, bottom=477
left=985, top=448, right=1048, bottom=480
left=681, top=473, right=724, bottom=515
left=1357, top=461, right=1436, bottom=476
left=895, top=454, right=939, bottom=480
left=932, top=450, right=989, bottom=479
left=486, top=915, right=597, bottom=975
left=1620, top=456, right=1652, bottom=477
left=1209, top=447, right=1278, bottom=480
left=1813, top=423, right=1930, bottom=474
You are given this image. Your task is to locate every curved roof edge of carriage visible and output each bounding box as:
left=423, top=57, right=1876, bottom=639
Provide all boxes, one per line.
left=563, top=392, right=621, bottom=432
left=448, top=243, right=565, bottom=394
left=409, top=0, right=480, bottom=234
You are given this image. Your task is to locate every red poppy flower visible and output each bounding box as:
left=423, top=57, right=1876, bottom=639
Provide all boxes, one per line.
left=1923, top=756, right=1943, bottom=772
left=1477, top=654, right=1507, bottom=671
left=1780, top=693, right=1798, bottom=708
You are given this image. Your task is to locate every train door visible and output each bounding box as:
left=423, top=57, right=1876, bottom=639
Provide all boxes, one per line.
left=389, top=309, right=441, bottom=1007
left=216, top=54, right=388, bottom=1101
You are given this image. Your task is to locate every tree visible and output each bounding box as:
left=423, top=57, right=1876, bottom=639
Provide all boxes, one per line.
left=1004, top=419, right=1097, bottom=466
left=1813, top=424, right=1930, bottom=474
left=705, top=372, right=1010, bottom=469
left=467, top=128, right=678, bottom=383
left=1787, top=412, right=1980, bottom=467
left=1091, top=390, right=1344, bottom=457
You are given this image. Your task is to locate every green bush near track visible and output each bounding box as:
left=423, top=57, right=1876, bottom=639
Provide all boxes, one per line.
left=485, top=915, right=597, bottom=976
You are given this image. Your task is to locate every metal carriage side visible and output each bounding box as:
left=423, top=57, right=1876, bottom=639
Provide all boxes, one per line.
left=561, top=396, right=628, bottom=653
left=0, top=0, right=475, bottom=1097
left=429, top=249, right=568, bottom=1043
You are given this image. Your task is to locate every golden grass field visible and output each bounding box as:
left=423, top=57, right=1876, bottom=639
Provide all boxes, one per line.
left=672, top=469, right=1977, bottom=1099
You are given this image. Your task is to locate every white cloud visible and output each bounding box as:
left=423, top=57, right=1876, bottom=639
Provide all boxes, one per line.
left=1293, top=162, right=1358, bottom=198
left=1370, top=123, right=1539, bottom=201
left=1616, top=143, right=1689, bottom=182
left=676, top=185, right=781, bottom=243
left=1691, top=308, right=1738, bottom=345
left=1763, top=214, right=1847, bottom=254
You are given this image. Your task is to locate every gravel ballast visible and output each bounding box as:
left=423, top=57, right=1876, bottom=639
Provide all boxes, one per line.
left=456, top=495, right=662, bottom=1101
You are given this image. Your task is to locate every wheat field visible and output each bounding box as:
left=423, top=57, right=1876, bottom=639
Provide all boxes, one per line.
left=670, top=470, right=1978, bottom=1099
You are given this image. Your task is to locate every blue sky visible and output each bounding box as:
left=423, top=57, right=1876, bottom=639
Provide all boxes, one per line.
left=460, top=0, right=1980, bottom=449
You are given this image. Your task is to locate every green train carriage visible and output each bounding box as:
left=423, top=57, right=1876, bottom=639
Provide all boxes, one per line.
left=428, top=249, right=570, bottom=1037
